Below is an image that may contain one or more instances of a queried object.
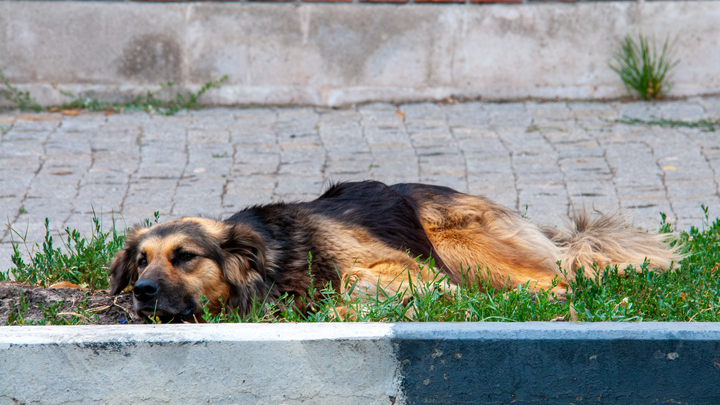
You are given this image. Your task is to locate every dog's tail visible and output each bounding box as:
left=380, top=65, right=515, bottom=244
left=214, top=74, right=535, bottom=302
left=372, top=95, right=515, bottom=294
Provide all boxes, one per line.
left=542, top=212, right=685, bottom=279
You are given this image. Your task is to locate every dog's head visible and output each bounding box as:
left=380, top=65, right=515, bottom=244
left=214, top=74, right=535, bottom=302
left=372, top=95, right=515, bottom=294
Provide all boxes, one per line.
left=109, top=217, right=268, bottom=322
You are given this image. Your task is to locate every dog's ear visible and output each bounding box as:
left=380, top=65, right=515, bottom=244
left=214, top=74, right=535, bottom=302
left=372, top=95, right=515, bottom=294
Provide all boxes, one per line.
left=219, top=224, right=268, bottom=287
left=109, top=226, right=148, bottom=295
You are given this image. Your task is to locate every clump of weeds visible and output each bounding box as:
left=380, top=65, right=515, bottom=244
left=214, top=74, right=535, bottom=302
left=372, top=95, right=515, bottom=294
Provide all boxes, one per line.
left=609, top=33, right=679, bottom=100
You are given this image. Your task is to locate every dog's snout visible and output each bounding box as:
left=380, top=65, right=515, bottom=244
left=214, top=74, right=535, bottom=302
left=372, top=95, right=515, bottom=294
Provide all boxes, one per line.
left=133, top=279, right=159, bottom=302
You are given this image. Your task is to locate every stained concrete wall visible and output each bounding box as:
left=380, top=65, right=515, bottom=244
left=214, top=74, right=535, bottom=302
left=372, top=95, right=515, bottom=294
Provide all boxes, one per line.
left=2, top=323, right=720, bottom=404
left=0, top=323, right=403, bottom=405
left=0, top=2, right=718, bottom=107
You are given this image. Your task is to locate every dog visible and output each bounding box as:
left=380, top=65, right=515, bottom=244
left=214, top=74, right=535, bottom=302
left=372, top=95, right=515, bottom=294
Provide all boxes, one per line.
left=109, top=180, right=683, bottom=322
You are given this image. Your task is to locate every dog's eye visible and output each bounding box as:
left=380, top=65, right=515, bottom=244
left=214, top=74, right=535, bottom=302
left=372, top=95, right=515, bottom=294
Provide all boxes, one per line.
left=178, top=253, right=196, bottom=262
left=138, top=257, right=148, bottom=267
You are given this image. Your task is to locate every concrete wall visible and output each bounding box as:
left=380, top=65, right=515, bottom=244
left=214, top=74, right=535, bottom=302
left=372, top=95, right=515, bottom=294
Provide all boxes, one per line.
left=3, top=323, right=720, bottom=404
left=0, top=2, right=719, bottom=107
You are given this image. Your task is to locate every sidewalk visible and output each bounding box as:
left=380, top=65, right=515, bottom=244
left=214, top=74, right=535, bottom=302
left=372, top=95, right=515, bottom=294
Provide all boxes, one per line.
left=1, top=98, right=719, bottom=273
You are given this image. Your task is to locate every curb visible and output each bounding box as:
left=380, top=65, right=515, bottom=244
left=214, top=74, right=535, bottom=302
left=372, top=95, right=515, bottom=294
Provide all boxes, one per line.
left=2, top=323, right=720, bottom=404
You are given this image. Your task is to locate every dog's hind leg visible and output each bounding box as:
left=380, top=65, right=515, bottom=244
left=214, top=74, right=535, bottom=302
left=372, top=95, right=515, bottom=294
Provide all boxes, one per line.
left=428, top=226, right=568, bottom=296
left=415, top=194, right=567, bottom=295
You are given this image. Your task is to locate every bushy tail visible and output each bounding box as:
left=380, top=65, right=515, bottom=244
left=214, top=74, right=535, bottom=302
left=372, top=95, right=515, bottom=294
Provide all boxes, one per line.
left=542, top=212, right=685, bottom=279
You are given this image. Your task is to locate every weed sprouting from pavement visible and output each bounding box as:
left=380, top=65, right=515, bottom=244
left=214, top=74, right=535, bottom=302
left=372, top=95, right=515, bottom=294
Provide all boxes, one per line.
left=0, top=122, right=13, bottom=136
left=609, top=33, right=679, bottom=100
left=613, top=115, right=718, bottom=132
left=0, top=68, right=228, bottom=116
left=55, top=76, right=228, bottom=116
left=0, top=70, right=42, bottom=112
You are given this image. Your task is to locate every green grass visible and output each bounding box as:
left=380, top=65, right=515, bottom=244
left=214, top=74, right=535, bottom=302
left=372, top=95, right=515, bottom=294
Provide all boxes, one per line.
left=0, top=122, right=13, bottom=136
left=3, top=209, right=719, bottom=324
left=0, top=68, right=228, bottom=116
left=609, top=33, right=679, bottom=100
left=614, top=115, right=718, bottom=132
left=1, top=213, right=125, bottom=290
left=0, top=70, right=43, bottom=112
left=55, top=76, right=228, bottom=116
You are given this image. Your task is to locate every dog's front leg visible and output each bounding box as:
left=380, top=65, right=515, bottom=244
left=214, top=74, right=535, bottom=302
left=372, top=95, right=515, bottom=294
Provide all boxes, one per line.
left=336, top=259, right=456, bottom=320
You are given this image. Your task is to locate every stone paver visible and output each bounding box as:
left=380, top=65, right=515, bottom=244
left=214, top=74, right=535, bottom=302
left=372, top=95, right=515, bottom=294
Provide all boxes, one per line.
left=2, top=98, right=720, bottom=273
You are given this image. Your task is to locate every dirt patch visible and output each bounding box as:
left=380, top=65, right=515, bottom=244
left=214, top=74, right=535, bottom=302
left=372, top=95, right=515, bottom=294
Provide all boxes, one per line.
left=0, top=282, right=145, bottom=325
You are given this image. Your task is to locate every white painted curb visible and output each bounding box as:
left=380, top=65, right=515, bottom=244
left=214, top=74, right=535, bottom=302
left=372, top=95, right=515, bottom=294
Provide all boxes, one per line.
left=0, top=324, right=402, bottom=405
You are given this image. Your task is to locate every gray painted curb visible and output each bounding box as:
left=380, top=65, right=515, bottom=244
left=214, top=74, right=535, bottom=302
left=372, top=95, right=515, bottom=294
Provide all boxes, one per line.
left=2, top=323, right=720, bottom=404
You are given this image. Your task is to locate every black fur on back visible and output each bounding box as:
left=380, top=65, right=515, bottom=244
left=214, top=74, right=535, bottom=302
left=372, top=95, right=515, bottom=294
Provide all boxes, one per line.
left=314, top=181, right=443, bottom=266
left=223, top=181, right=448, bottom=307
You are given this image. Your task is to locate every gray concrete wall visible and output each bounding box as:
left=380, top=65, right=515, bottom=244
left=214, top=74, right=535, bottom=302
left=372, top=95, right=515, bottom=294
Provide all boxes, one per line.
left=3, top=323, right=720, bottom=404
left=0, top=323, right=403, bottom=404
left=0, top=2, right=719, bottom=107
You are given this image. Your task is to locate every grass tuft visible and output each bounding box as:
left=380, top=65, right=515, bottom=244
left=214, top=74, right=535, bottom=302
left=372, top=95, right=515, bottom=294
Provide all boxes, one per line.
left=1, top=212, right=125, bottom=290
left=609, top=33, right=679, bottom=100
left=0, top=70, right=42, bottom=112
left=0, top=122, right=13, bottom=136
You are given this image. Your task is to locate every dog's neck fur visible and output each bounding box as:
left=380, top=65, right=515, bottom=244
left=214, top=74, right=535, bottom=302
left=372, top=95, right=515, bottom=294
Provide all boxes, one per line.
left=224, top=205, right=341, bottom=314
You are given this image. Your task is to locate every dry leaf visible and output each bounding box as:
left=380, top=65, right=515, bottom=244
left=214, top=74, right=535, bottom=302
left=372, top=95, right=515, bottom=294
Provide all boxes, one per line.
left=58, top=312, right=94, bottom=323
left=50, top=281, right=82, bottom=289
left=662, top=166, right=677, bottom=171
left=395, top=110, right=406, bottom=120
left=445, top=97, right=459, bottom=105
left=61, top=109, right=80, bottom=116
left=16, top=115, right=62, bottom=121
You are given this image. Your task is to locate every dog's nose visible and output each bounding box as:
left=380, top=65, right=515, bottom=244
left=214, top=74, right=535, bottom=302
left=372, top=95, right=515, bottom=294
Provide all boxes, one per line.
left=133, top=280, right=159, bottom=302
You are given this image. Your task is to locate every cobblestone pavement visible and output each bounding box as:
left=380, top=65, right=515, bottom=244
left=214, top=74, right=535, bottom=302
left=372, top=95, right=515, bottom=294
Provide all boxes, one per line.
left=2, top=98, right=720, bottom=272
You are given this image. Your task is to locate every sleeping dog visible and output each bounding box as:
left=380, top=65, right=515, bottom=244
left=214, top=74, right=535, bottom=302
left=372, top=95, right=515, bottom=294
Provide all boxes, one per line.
left=109, top=181, right=682, bottom=322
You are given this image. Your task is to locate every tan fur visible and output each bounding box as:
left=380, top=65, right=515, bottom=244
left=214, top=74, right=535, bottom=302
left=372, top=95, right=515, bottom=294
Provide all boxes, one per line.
left=411, top=194, right=682, bottom=295
left=306, top=218, right=427, bottom=296
left=133, top=232, right=232, bottom=314
left=543, top=212, right=685, bottom=278
left=414, top=194, right=566, bottom=294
